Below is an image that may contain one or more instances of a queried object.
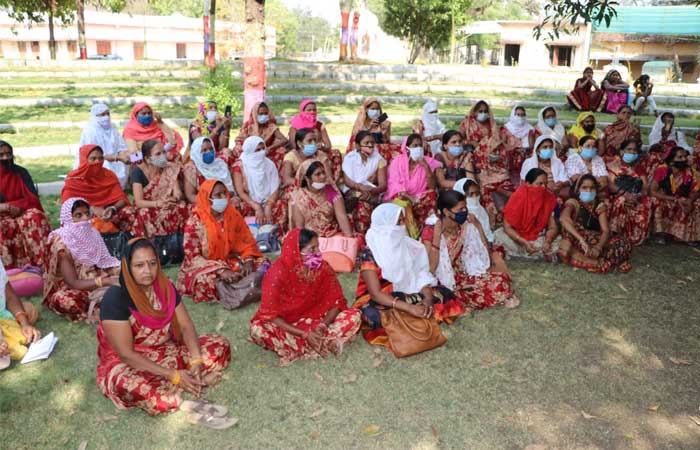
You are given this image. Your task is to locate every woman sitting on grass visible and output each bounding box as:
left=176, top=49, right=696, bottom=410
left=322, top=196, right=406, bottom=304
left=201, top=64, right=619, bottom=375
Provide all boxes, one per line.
left=412, top=100, right=447, bottom=156
left=183, top=137, right=237, bottom=205
left=43, top=198, right=121, bottom=323
left=98, top=238, right=231, bottom=419
left=501, top=106, right=535, bottom=180
left=602, top=70, right=630, bottom=115
left=281, top=128, right=335, bottom=191
left=602, top=105, right=641, bottom=159
left=0, top=140, right=51, bottom=269
left=350, top=97, right=402, bottom=162
left=123, top=102, right=183, bottom=162
left=565, top=135, right=609, bottom=195
left=558, top=174, right=632, bottom=273
left=535, top=106, right=569, bottom=157
left=435, top=130, right=476, bottom=190
left=567, top=112, right=604, bottom=156
left=287, top=100, right=343, bottom=179
left=78, top=103, right=130, bottom=188
left=250, top=228, right=361, bottom=366
left=233, top=102, right=288, bottom=170
left=0, top=263, right=41, bottom=370
left=129, top=139, right=189, bottom=240
left=520, top=136, right=570, bottom=199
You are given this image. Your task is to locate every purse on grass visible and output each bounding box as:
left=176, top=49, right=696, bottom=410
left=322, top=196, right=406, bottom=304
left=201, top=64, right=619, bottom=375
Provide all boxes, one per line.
left=318, top=235, right=358, bottom=273
left=217, top=271, right=264, bottom=311
left=379, top=308, right=446, bottom=358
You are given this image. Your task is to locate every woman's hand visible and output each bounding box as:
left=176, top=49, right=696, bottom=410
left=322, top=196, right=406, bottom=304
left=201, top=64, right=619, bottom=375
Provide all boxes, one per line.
left=220, top=270, right=242, bottom=283
left=241, top=260, right=254, bottom=277
left=0, top=342, right=9, bottom=358
left=177, top=370, right=204, bottom=397
left=254, top=204, right=265, bottom=225
left=153, top=112, right=163, bottom=124
left=263, top=204, right=273, bottom=224
left=21, top=324, right=41, bottom=344
left=104, top=276, right=120, bottom=287
left=467, top=213, right=479, bottom=226
left=541, top=241, right=552, bottom=255
left=306, top=331, right=326, bottom=355
left=588, top=246, right=602, bottom=259
left=523, top=241, right=538, bottom=254
left=231, top=196, right=242, bottom=208
left=579, top=238, right=590, bottom=256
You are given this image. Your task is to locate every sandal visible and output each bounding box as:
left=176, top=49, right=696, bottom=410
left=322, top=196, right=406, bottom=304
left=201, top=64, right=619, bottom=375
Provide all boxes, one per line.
left=187, top=412, right=239, bottom=430
left=180, top=399, right=228, bottom=417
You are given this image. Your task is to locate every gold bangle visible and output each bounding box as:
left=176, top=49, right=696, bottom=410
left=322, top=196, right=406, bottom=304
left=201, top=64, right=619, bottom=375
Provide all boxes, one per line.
left=95, top=276, right=103, bottom=288
left=188, top=357, right=204, bottom=369
left=391, top=297, right=399, bottom=309
left=14, top=311, right=28, bottom=325
left=170, top=370, right=181, bottom=386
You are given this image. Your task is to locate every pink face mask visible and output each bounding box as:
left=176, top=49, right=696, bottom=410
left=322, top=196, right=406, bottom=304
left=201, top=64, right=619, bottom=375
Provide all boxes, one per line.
left=300, top=111, right=317, bottom=123
left=302, top=252, right=323, bottom=270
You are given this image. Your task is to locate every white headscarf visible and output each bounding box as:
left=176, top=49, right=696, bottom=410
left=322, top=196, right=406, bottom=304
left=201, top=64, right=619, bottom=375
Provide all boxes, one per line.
left=77, top=103, right=128, bottom=187
left=462, top=223, right=491, bottom=277
left=240, top=136, right=279, bottom=203
left=341, top=148, right=383, bottom=187
left=520, top=135, right=569, bottom=183
left=366, top=203, right=436, bottom=294
left=505, top=106, right=534, bottom=148
left=649, top=111, right=692, bottom=152
left=421, top=101, right=446, bottom=154
left=453, top=178, right=494, bottom=243
left=190, top=136, right=235, bottom=192
left=536, top=106, right=567, bottom=145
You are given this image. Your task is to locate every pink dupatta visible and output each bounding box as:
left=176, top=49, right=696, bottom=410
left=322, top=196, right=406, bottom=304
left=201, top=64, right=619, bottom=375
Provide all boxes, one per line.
left=385, top=137, right=441, bottom=200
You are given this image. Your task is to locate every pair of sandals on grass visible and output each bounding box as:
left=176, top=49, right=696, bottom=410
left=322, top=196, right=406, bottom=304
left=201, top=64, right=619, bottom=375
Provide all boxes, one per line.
left=180, top=399, right=238, bottom=429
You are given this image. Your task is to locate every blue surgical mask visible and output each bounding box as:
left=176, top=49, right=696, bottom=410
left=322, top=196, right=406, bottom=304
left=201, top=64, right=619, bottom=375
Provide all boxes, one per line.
left=544, top=118, right=557, bottom=128
left=538, top=149, right=553, bottom=160
left=367, top=109, right=380, bottom=119
left=580, top=148, right=597, bottom=160
left=137, top=115, right=153, bottom=127
left=476, top=112, right=489, bottom=123
left=211, top=198, right=229, bottom=213
left=257, top=114, right=269, bottom=124
left=302, top=144, right=318, bottom=157
left=622, top=153, right=638, bottom=164
left=579, top=191, right=596, bottom=204
left=453, top=210, right=469, bottom=225
left=202, top=150, right=216, bottom=164
left=448, top=146, right=463, bottom=157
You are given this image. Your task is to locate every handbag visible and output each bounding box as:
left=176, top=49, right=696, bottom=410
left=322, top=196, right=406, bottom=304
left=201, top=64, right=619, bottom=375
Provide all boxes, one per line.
left=256, top=225, right=280, bottom=253
left=379, top=308, right=446, bottom=358
left=101, top=231, right=132, bottom=260
left=6, top=266, right=43, bottom=298
left=318, top=235, right=358, bottom=273
left=217, top=271, right=264, bottom=310
left=615, top=175, right=643, bottom=195
left=152, top=233, right=184, bottom=267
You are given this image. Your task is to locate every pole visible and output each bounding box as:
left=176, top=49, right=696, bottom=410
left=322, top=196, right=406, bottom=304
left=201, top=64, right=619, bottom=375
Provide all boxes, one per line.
left=76, top=0, right=87, bottom=59
left=203, top=0, right=210, bottom=66
left=243, top=0, right=266, bottom=118
left=209, top=0, right=217, bottom=70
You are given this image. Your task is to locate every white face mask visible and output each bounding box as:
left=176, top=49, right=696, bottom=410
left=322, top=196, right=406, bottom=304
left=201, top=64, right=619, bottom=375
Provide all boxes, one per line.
left=97, top=116, right=111, bottom=129
left=514, top=116, right=527, bottom=126
left=206, top=110, right=218, bottom=122
left=211, top=198, right=228, bottom=213
left=150, top=154, right=168, bottom=168
left=466, top=197, right=481, bottom=210
left=409, top=147, right=424, bottom=161
left=367, top=109, right=380, bottom=119
left=311, top=182, right=326, bottom=190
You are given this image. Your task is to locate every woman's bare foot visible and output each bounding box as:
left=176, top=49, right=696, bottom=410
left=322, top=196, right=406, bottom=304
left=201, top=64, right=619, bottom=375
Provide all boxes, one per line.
left=202, top=371, right=223, bottom=386
left=504, top=296, right=520, bottom=309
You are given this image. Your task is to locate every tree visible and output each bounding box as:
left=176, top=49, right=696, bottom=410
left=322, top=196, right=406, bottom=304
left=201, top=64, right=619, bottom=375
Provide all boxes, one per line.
left=0, top=0, right=75, bottom=59
left=244, top=0, right=266, bottom=118
left=77, top=1, right=126, bottom=59
left=383, top=0, right=453, bottom=63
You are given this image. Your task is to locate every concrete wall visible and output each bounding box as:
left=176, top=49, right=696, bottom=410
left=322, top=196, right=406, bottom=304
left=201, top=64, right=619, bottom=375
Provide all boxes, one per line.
left=497, top=22, right=587, bottom=70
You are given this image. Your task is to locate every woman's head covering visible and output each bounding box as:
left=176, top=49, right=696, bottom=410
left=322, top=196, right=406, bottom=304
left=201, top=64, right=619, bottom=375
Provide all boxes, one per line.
left=569, top=112, right=599, bottom=141
left=190, top=136, right=235, bottom=192
left=365, top=203, right=436, bottom=294
left=252, top=228, right=347, bottom=326
left=421, top=100, right=446, bottom=137
left=289, top=100, right=318, bottom=130
left=384, top=136, right=441, bottom=201
left=61, top=144, right=129, bottom=207
left=504, top=105, right=534, bottom=147
left=536, top=106, right=567, bottom=144
left=520, top=135, right=569, bottom=184
left=49, top=197, right=120, bottom=269
left=117, top=237, right=180, bottom=339
left=122, top=102, right=168, bottom=143
left=463, top=100, right=498, bottom=139
left=240, top=136, right=280, bottom=204
left=503, top=181, right=557, bottom=241
left=649, top=111, right=674, bottom=146
left=0, top=140, right=43, bottom=211
left=194, top=179, right=261, bottom=262
left=341, top=144, right=384, bottom=188
left=78, top=103, right=128, bottom=186
left=244, top=102, right=278, bottom=138
left=352, top=97, right=382, bottom=134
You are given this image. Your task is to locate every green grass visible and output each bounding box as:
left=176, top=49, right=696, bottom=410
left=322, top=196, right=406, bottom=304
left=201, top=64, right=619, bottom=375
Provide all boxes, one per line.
left=0, top=85, right=203, bottom=100
left=15, top=155, right=74, bottom=183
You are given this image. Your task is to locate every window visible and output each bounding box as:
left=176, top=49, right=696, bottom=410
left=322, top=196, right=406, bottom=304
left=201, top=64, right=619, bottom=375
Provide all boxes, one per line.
left=96, top=40, right=111, bottom=55
left=30, top=41, right=40, bottom=53
left=133, top=42, right=144, bottom=60
left=549, top=46, right=573, bottom=67
left=17, top=41, right=27, bottom=58
left=504, top=44, right=520, bottom=66
left=176, top=43, right=187, bottom=59
left=67, top=41, right=77, bottom=55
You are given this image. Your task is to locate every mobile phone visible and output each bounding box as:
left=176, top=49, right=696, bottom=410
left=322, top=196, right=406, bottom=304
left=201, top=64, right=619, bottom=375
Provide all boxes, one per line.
left=130, top=151, right=143, bottom=163
left=377, top=112, right=388, bottom=124
left=464, top=144, right=475, bottom=154
left=224, top=105, right=232, bottom=118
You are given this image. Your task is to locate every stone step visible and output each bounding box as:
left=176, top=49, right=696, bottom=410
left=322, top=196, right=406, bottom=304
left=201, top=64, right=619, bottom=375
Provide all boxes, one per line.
left=2, top=81, right=204, bottom=90
left=36, top=181, right=65, bottom=196
left=0, top=95, right=204, bottom=108
left=0, top=69, right=201, bottom=79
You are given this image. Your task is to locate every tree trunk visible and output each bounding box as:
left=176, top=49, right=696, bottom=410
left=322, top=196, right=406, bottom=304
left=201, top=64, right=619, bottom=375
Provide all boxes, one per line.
left=209, top=0, right=217, bottom=71
left=48, top=0, right=56, bottom=60
left=243, top=0, right=266, bottom=118
left=408, top=39, right=420, bottom=64
left=449, top=13, right=455, bottom=64
left=76, top=0, right=87, bottom=59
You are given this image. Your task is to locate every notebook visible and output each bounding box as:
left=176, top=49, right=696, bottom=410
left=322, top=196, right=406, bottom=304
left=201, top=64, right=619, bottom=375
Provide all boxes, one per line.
left=20, top=332, right=58, bottom=364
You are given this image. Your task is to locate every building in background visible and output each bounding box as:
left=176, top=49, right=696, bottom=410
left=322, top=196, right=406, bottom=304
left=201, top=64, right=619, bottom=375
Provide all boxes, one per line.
left=0, top=10, right=276, bottom=61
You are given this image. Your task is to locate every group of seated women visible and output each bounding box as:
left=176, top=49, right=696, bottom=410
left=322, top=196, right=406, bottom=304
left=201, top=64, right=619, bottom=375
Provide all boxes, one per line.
left=567, top=67, right=658, bottom=116
left=1, top=94, right=700, bottom=422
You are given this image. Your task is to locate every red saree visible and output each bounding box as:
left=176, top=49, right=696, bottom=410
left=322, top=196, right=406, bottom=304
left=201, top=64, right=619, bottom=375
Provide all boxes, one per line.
left=566, top=78, right=606, bottom=112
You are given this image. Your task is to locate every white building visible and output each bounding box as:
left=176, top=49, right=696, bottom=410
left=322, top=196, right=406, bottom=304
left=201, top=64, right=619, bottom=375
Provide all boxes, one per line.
left=0, top=10, right=276, bottom=61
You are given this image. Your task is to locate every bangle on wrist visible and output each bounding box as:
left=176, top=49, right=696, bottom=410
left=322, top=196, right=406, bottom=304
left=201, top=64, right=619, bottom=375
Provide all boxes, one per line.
left=391, top=297, right=399, bottom=309
left=170, top=370, right=181, bottom=386
left=188, top=357, right=204, bottom=369
left=14, top=311, right=28, bottom=325
left=95, top=276, right=103, bottom=288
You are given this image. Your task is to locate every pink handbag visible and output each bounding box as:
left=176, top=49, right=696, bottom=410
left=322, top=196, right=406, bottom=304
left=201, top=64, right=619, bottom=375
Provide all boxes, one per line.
left=318, top=235, right=358, bottom=273
left=7, top=266, right=44, bottom=298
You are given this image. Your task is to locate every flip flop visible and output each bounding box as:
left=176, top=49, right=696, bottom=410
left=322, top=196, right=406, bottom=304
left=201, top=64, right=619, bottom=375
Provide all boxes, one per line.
left=180, top=399, right=228, bottom=417
left=187, top=412, right=239, bottom=430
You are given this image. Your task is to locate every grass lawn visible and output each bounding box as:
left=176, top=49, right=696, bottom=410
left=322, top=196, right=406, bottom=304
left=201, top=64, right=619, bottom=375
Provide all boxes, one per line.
left=15, top=155, right=75, bottom=184
left=0, top=85, right=203, bottom=100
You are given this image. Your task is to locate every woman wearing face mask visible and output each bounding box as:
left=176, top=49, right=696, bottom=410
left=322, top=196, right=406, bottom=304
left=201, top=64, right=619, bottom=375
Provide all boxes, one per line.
left=62, top=144, right=133, bottom=235
left=191, top=100, right=231, bottom=151
left=648, top=112, right=692, bottom=167
left=98, top=238, right=231, bottom=419
left=78, top=103, right=130, bottom=188
left=0, top=140, right=51, bottom=269
left=602, top=70, right=630, bottom=114
left=129, top=139, right=189, bottom=239
left=535, top=106, right=569, bottom=156
left=494, top=168, right=561, bottom=260
left=288, top=100, right=343, bottom=180
left=650, top=147, right=700, bottom=244
left=233, top=102, right=288, bottom=170
left=559, top=175, right=632, bottom=273
left=422, top=190, right=518, bottom=310
left=565, top=135, right=609, bottom=193
left=350, top=97, right=401, bottom=162
left=250, top=228, right=361, bottom=366
left=501, top=106, right=535, bottom=180
left=232, top=136, right=286, bottom=233
left=385, top=134, right=440, bottom=228
left=183, top=137, right=237, bottom=205
left=435, top=130, right=475, bottom=190
left=123, top=102, right=183, bottom=162
left=566, top=67, right=606, bottom=112
left=281, top=128, right=334, bottom=190
left=43, top=198, right=121, bottom=322
left=412, top=101, right=446, bottom=155
left=341, top=131, right=388, bottom=234
left=602, top=105, right=641, bottom=160
left=460, top=101, right=514, bottom=222
left=607, top=139, right=655, bottom=246
left=177, top=180, right=265, bottom=304
left=454, top=178, right=495, bottom=244
left=290, top=160, right=354, bottom=238
left=567, top=112, right=605, bottom=156
left=520, top=136, right=570, bottom=198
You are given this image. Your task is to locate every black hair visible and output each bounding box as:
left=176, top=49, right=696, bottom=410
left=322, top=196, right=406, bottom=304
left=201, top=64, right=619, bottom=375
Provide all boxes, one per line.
left=463, top=179, right=480, bottom=195
left=366, top=100, right=382, bottom=112
left=295, top=128, right=315, bottom=149
left=437, top=189, right=465, bottom=216
left=70, top=199, right=90, bottom=214
left=474, top=100, right=489, bottom=112
left=299, top=228, right=318, bottom=250
left=634, top=74, right=650, bottom=88
left=583, top=66, right=593, bottom=73
left=257, top=101, right=268, bottom=110
left=88, top=146, right=104, bottom=157
left=441, top=130, right=462, bottom=147
left=661, top=112, right=674, bottom=123
left=535, top=137, right=554, bottom=150
left=618, top=104, right=634, bottom=115
left=141, top=139, right=160, bottom=158
left=542, top=107, right=557, bottom=118
left=301, top=161, right=324, bottom=188
left=665, top=146, right=688, bottom=164
left=120, top=238, right=159, bottom=286
left=620, top=139, right=640, bottom=153
left=514, top=106, right=526, bottom=115
left=573, top=173, right=598, bottom=198
left=0, top=140, right=12, bottom=152
left=578, top=135, right=597, bottom=147
left=525, top=168, right=547, bottom=185
left=406, top=133, right=423, bottom=148
left=355, top=130, right=373, bottom=145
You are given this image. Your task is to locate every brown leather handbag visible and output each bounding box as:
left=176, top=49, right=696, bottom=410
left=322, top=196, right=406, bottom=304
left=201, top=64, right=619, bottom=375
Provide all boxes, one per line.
left=380, top=308, right=446, bottom=358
